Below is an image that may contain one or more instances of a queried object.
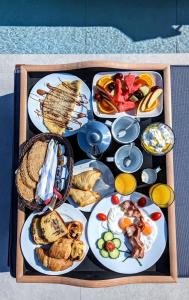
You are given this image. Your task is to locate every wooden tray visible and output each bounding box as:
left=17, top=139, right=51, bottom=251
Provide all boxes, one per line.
left=15, top=61, right=177, bottom=287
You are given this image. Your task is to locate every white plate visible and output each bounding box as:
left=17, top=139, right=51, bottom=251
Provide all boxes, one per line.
left=92, top=71, right=163, bottom=119
left=28, top=73, right=91, bottom=137
left=87, top=192, right=167, bottom=274
left=67, top=159, right=115, bottom=213
left=21, top=203, right=89, bottom=275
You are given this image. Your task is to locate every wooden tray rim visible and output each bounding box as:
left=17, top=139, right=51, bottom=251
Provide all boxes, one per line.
left=16, top=61, right=177, bottom=287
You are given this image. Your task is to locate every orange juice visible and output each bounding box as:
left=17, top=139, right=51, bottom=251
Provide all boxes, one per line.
left=115, top=173, right=137, bottom=195
left=149, top=183, right=174, bottom=208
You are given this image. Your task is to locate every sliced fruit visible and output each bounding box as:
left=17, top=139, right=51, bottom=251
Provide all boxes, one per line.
left=97, top=238, right=105, bottom=250
left=96, top=85, right=113, bottom=101
left=105, top=241, right=116, bottom=252
left=147, top=87, right=163, bottom=108
left=109, top=248, right=120, bottom=259
left=103, top=231, right=114, bottom=242
left=144, top=99, right=160, bottom=112
left=139, top=85, right=150, bottom=97
left=97, top=76, right=113, bottom=88
left=140, top=92, right=153, bottom=112
left=97, top=98, right=118, bottom=114
left=100, top=249, right=109, bottom=258
left=112, top=238, right=121, bottom=249
left=138, top=73, right=155, bottom=88
left=117, top=101, right=136, bottom=112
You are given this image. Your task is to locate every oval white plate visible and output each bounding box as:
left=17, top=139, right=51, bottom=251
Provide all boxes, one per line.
left=28, top=73, right=91, bottom=137
left=21, top=203, right=89, bottom=275
left=92, top=71, right=163, bottom=119
left=87, top=192, right=167, bottom=274
left=68, top=159, right=115, bottom=213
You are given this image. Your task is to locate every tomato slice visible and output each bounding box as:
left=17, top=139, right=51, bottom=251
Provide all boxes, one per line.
left=111, top=195, right=120, bottom=205
left=96, top=213, right=107, bottom=221
left=151, top=212, right=162, bottom=221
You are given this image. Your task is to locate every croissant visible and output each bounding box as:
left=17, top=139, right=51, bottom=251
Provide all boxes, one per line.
left=67, top=221, right=83, bottom=240
left=69, top=188, right=100, bottom=207
left=48, top=237, right=73, bottom=260
left=35, top=247, right=73, bottom=271
left=72, top=169, right=101, bottom=191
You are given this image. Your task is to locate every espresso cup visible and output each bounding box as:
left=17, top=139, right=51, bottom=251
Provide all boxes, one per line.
left=106, top=144, right=143, bottom=173
left=105, top=116, right=140, bottom=144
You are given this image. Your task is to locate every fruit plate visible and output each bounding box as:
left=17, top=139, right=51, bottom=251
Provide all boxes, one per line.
left=87, top=192, right=167, bottom=274
left=92, top=71, right=163, bottom=119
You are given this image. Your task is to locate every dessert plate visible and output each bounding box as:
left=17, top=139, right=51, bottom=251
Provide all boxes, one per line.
left=68, top=159, right=115, bottom=212
left=87, top=192, right=167, bottom=274
left=21, top=203, right=89, bottom=275
left=28, top=73, right=91, bottom=137
left=92, top=71, right=163, bottom=119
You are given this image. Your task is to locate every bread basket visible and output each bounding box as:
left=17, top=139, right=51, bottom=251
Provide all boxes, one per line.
left=16, top=133, right=74, bottom=211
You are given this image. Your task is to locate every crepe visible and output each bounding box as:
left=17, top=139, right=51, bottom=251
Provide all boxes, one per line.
left=42, top=80, right=82, bottom=135
left=72, top=169, right=101, bottom=191
left=69, top=188, right=100, bottom=207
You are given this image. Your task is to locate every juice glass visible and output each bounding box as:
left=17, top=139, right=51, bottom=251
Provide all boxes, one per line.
left=115, top=173, right=137, bottom=195
left=149, top=183, right=175, bottom=208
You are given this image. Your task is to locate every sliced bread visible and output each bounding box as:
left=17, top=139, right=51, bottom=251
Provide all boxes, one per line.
left=31, top=216, right=49, bottom=245
left=40, top=211, right=68, bottom=243
left=27, top=141, right=47, bottom=182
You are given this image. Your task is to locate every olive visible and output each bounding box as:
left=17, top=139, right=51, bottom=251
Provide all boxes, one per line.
left=133, top=90, right=143, bottom=100
left=108, top=82, right=116, bottom=91
left=94, top=93, right=102, bottom=101
left=114, top=73, right=123, bottom=80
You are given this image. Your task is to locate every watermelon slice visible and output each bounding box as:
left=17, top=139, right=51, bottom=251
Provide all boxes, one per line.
left=117, top=101, right=136, bottom=112
left=124, top=74, right=142, bottom=94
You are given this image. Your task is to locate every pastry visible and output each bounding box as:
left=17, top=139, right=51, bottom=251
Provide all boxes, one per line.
left=20, top=154, right=37, bottom=189
left=16, top=169, right=34, bottom=202
left=67, top=221, right=83, bottom=240
left=27, top=141, right=48, bottom=182
left=42, top=80, right=82, bottom=135
left=31, top=216, right=48, bottom=245
left=40, top=211, right=68, bottom=243
left=72, top=169, right=101, bottom=191
left=49, top=237, right=73, bottom=259
left=35, top=247, right=73, bottom=271
left=70, top=240, right=84, bottom=261
left=69, top=188, right=100, bottom=207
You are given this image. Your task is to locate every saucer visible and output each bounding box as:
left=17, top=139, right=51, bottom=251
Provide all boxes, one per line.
left=77, top=121, right=111, bottom=156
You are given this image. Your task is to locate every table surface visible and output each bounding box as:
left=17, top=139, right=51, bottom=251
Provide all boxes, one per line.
left=0, top=55, right=189, bottom=300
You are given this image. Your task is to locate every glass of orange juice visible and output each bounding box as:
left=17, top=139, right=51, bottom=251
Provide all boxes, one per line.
left=115, top=173, right=137, bottom=195
left=149, top=183, right=175, bottom=208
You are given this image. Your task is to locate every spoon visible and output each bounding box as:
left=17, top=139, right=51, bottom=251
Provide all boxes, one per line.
left=123, top=143, right=134, bottom=167
left=87, top=144, right=102, bottom=160
left=117, top=118, right=139, bottom=139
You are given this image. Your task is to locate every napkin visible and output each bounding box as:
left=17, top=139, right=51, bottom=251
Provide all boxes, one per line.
left=35, top=139, right=58, bottom=203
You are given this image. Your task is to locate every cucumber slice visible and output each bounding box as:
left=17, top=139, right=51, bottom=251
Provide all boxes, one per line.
left=109, top=248, right=120, bottom=259
left=100, top=249, right=109, bottom=258
left=112, top=238, right=121, bottom=249
left=103, top=231, right=114, bottom=242
left=97, top=238, right=105, bottom=250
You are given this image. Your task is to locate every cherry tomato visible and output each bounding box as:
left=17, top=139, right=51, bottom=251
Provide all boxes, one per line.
left=97, top=213, right=107, bottom=221
left=138, top=197, right=147, bottom=207
left=151, top=212, right=162, bottom=221
left=111, top=195, right=120, bottom=205
left=105, top=241, right=115, bottom=252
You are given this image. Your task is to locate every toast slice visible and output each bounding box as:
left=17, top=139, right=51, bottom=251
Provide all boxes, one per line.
left=20, top=154, right=37, bottom=189
left=40, top=211, right=68, bottom=243
left=16, top=169, right=34, bottom=202
left=31, top=216, right=49, bottom=245
left=27, top=141, right=47, bottom=182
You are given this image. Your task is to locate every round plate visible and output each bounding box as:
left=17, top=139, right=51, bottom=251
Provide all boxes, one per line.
left=21, top=203, right=89, bottom=275
left=28, top=73, right=91, bottom=137
left=87, top=192, right=167, bottom=274
left=68, top=159, right=115, bottom=212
